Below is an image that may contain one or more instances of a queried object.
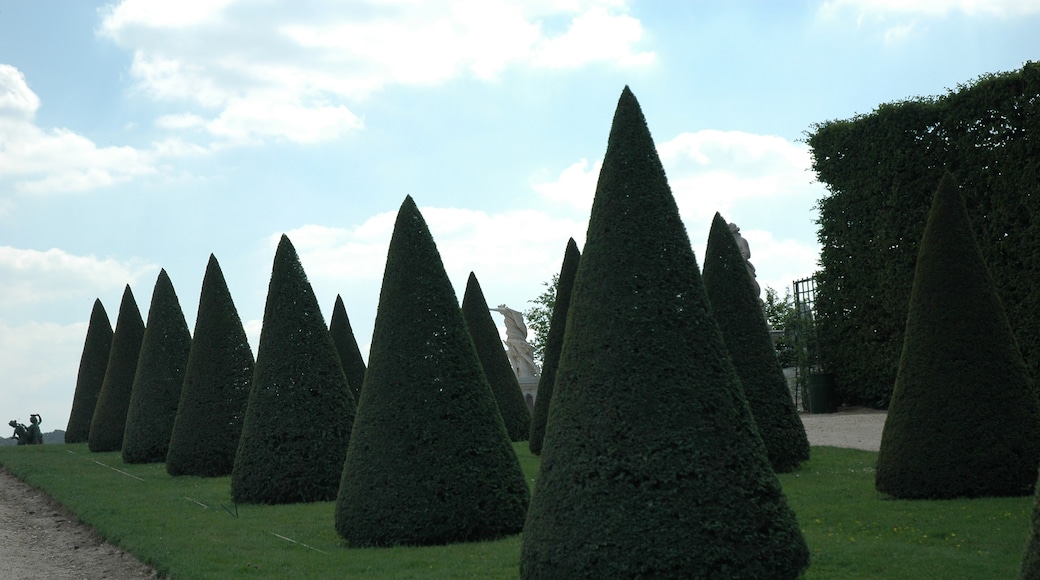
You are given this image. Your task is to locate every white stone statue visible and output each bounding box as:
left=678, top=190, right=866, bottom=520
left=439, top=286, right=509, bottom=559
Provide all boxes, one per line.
left=490, top=304, right=540, bottom=378
left=728, top=222, right=762, bottom=301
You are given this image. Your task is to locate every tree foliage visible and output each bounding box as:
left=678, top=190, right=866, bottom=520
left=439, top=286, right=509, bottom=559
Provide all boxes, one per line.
left=528, top=238, right=580, bottom=455
left=167, top=255, right=254, bottom=477
left=329, top=294, right=367, bottom=402
left=521, top=87, right=808, bottom=579
left=703, top=213, right=810, bottom=473
left=231, top=235, right=356, bottom=504
left=524, top=274, right=558, bottom=365
left=336, top=197, right=529, bottom=547
left=88, top=285, right=145, bottom=453
left=122, top=269, right=192, bottom=464
left=808, top=61, right=1040, bottom=407
left=461, top=272, right=531, bottom=442
left=875, top=174, right=1040, bottom=499
left=66, top=299, right=113, bottom=443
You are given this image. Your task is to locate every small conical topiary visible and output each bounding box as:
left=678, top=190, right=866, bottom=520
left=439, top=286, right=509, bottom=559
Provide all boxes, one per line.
left=122, top=270, right=192, bottom=464
left=703, top=213, right=810, bottom=473
left=88, top=285, right=146, bottom=452
left=335, top=196, right=529, bottom=547
left=521, top=87, right=809, bottom=579
left=231, top=235, right=356, bottom=504
left=329, top=294, right=367, bottom=402
left=462, top=271, right=531, bottom=442
left=528, top=238, right=580, bottom=455
left=876, top=173, right=1040, bottom=499
left=66, top=299, right=114, bottom=443
left=167, top=255, right=255, bottom=477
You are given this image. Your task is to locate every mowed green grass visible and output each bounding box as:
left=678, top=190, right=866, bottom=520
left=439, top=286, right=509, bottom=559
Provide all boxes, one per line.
left=0, top=444, right=1032, bottom=579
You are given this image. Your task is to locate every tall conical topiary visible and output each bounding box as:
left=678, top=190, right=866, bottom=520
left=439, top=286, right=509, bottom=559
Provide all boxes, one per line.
left=335, top=197, right=529, bottom=547
left=703, top=213, right=810, bottom=473
left=121, top=270, right=192, bottom=463
left=167, top=255, right=255, bottom=477
left=329, top=294, right=367, bottom=401
left=521, top=87, right=809, bottom=579
left=528, top=238, right=580, bottom=455
left=876, top=173, right=1040, bottom=499
left=231, top=235, right=356, bottom=504
left=88, top=285, right=145, bottom=452
left=66, top=299, right=113, bottom=443
left=462, top=272, right=531, bottom=442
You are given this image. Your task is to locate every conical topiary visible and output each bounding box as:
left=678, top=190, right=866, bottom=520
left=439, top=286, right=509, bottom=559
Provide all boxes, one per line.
left=329, top=294, right=367, bottom=402
left=66, top=299, right=113, bottom=443
left=462, top=271, right=531, bottom=442
left=520, top=87, right=809, bottom=579
left=528, top=238, right=580, bottom=455
left=231, top=235, right=356, bottom=504
left=335, top=196, right=529, bottom=547
left=703, top=213, right=810, bottom=473
left=122, top=270, right=192, bottom=464
left=876, top=173, right=1040, bottom=499
left=88, top=285, right=146, bottom=452
left=167, top=255, right=255, bottom=477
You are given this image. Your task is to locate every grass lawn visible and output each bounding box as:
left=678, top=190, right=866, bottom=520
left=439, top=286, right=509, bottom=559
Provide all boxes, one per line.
left=0, top=443, right=1032, bottom=578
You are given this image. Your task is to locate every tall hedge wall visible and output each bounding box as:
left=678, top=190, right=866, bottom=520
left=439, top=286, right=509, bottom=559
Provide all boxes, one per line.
left=808, top=61, right=1040, bottom=407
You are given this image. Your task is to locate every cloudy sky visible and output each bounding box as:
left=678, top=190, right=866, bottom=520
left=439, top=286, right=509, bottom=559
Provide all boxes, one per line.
left=2, top=0, right=1038, bottom=432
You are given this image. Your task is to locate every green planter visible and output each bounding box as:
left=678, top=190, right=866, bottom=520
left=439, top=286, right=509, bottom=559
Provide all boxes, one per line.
left=808, top=373, right=836, bottom=414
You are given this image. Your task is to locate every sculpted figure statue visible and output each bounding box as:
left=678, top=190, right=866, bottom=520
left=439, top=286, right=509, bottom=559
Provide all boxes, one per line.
left=27, top=414, right=43, bottom=445
left=9, top=420, right=28, bottom=445
left=729, top=222, right=762, bottom=301
left=490, top=304, right=540, bottom=378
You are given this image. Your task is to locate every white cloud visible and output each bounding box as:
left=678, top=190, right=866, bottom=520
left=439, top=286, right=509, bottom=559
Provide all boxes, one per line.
left=533, top=129, right=824, bottom=290
left=819, top=0, right=1040, bottom=19
left=0, top=65, right=178, bottom=196
left=98, top=0, right=653, bottom=145
left=0, top=246, right=157, bottom=309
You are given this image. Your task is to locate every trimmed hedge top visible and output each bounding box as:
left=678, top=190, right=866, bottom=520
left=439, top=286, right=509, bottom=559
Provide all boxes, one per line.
left=167, top=255, right=255, bottom=477
left=122, top=269, right=192, bottom=464
left=88, top=285, right=145, bottom=453
left=231, top=236, right=356, bottom=504
left=703, top=213, right=810, bottom=473
left=520, top=87, right=808, bottom=579
left=528, top=238, right=580, bottom=455
left=66, top=299, right=113, bottom=443
left=876, top=174, right=1040, bottom=499
left=462, top=271, right=531, bottom=442
left=335, top=196, right=529, bottom=547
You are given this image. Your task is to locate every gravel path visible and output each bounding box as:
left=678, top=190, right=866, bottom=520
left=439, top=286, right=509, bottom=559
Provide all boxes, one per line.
left=0, top=409, right=886, bottom=578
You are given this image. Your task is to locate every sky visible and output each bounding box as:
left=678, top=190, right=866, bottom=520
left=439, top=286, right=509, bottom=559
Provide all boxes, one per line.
left=2, top=0, right=1039, bottom=433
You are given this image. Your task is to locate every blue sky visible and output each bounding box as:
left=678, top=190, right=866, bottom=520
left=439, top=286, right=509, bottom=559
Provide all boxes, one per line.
left=2, top=0, right=1038, bottom=432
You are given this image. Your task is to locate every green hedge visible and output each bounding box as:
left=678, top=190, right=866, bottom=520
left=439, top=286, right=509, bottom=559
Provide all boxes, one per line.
left=520, top=87, right=808, bottom=579
left=528, top=238, right=580, bottom=455
left=462, top=272, right=531, bottom=442
left=122, top=270, right=192, bottom=464
left=875, top=174, right=1040, bottom=499
left=65, top=299, right=113, bottom=443
left=88, top=285, right=145, bottom=452
left=166, top=255, right=254, bottom=477
left=808, top=61, right=1040, bottom=407
left=329, top=294, right=367, bottom=401
left=231, top=236, right=356, bottom=504
left=335, top=197, right=529, bottom=547
left=703, top=213, right=810, bottom=473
